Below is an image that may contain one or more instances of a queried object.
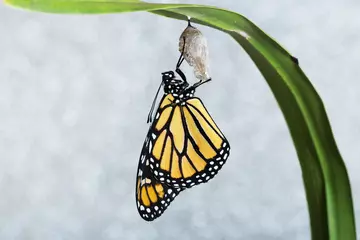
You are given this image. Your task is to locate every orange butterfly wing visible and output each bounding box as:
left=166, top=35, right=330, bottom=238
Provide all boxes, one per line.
left=149, top=95, right=230, bottom=188
left=136, top=135, right=182, bottom=221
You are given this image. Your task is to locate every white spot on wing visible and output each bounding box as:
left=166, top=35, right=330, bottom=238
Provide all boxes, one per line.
left=148, top=141, right=152, bottom=153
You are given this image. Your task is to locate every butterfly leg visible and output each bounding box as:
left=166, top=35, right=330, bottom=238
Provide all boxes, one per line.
left=175, top=37, right=189, bottom=88
left=175, top=68, right=189, bottom=88
left=192, top=78, right=212, bottom=89
left=176, top=37, right=186, bottom=69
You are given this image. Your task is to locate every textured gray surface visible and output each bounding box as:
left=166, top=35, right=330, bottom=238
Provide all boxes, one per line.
left=0, top=0, right=359, bottom=239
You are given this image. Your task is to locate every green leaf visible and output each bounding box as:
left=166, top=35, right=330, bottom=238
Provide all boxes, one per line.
left=4, top=1, right=357, bottom=239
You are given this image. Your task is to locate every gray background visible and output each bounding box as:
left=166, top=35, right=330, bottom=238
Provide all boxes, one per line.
left=0, top=0, right=359, bottom=239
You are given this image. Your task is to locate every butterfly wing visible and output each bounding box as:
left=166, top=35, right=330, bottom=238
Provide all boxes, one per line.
left=136, top=130, right=182, bottom=221
left=149, top=95, right=230, bottom=189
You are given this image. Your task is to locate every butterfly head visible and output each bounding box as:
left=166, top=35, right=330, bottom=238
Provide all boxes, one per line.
left=161, top=71, right=188, bottom=95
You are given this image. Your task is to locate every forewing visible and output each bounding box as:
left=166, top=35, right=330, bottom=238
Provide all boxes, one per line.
left=149, top=96, right=230, bottom=189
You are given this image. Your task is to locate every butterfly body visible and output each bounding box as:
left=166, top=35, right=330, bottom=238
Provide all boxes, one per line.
left=136, top=70, right=230, bottom=221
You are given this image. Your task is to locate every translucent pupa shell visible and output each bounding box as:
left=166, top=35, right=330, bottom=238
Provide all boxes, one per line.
left=179, top=19, right=210, bottom=81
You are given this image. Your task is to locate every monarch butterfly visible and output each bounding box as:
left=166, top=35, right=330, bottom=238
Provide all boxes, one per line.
left=136, top=67, right=230, bottom=221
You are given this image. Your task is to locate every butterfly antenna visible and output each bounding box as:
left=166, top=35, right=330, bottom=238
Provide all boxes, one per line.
left=147, top=81, right=163, bottom=123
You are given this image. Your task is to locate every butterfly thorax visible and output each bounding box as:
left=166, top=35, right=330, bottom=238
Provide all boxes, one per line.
left=162, top=70, right=195, bottom=103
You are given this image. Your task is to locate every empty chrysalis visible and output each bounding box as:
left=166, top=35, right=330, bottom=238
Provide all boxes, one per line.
left=178, top=17, right=211, bottom=82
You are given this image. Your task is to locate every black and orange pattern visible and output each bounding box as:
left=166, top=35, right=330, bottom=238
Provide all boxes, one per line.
left=136, top=137, right=182, bottom=221
left=149, top=94, right=230, bottom=188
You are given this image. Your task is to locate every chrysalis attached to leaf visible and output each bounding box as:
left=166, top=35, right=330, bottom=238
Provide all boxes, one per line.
left=178, top=18, right=211, bottom=82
